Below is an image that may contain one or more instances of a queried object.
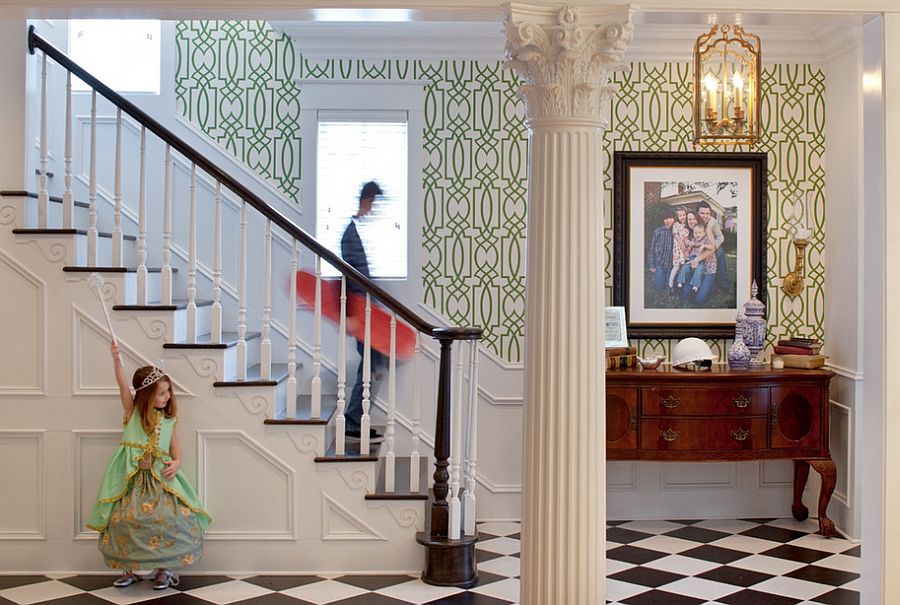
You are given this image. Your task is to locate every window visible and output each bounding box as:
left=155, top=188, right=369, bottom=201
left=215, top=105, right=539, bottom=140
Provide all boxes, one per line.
left=69, top=20, right=161, bottom=94
left=315, top=112, right=408, bottom=279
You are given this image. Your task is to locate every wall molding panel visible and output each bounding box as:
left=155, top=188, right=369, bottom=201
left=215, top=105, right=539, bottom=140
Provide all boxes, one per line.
left=0, top=430, right=46, bottom=540
left=660, top=463, right=738, bottom=491
left=0, top=250, right=46, bottom=395
left=72, top=430, right=120, bottom=540
left=321, top=493, right=385, bottom=541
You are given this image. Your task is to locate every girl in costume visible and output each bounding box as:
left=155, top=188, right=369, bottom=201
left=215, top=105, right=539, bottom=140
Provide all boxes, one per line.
left=87, top=342, right=211, bottom=589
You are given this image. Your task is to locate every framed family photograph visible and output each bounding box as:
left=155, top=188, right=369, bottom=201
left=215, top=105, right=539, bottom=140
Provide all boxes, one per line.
left=612, top=151, right=767, bottom=339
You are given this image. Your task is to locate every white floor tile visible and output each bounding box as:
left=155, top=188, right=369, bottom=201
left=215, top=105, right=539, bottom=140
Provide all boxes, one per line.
left=477, top=522, right=521, bottom=537
left=477, top=555, right=520, bottom=578
left=280, top=580, right=367, bottom=604
left=375, top=579, right=463, bottom=604
left=765, top=518, right=821, bottom=532
left=92, top=584, right=180, bottom=605
left=660, top=577, right=740, bottom=601
left=787, top=534, right=857, bottom=554
left=476, top=537, right=521, bottom=556
left=469, top=577, right=519, bottom=602
left=693, top=519, right=758, bottom=534
left=0, top=581, right=82, bottom=605
left=606, top=559, right=636, bottom=575
left=843, top=579, right=861, bottom=590
left=641, top=555, right=721, bottom=576
left=185, top=580, right=273, bottom=605
left=729, top=554, right=807, bottom=575
left=750, top=576, right=834, bottom=600
left=814, top=553, right=860, bottom=573
left=630, top=535, right=701, bottom=554
left=605, top=579, right=651, bottom=602
left=617, top=520, right=687, bottom=535
left=709, top=534, right=783, bottom=554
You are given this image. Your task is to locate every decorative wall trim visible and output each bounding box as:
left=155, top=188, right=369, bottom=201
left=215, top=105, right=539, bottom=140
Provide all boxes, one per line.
left=0, top=249, right=47, bottom=395
left=607, top=462, right=638, bottom=491
left=826, top=363, right=864, bottom=381
left=321, top=492, right=385, bottom=541
left=830, top=400, right=853, bottom=507
left=0, top=430, right=46, bottom=540
left=72, top=430, right=120, bottom=541
left=197, top=429, right=296, bottom=540
left=660, top=463, right=737, bottom=491
left=758, top=460, right=795, bottom=489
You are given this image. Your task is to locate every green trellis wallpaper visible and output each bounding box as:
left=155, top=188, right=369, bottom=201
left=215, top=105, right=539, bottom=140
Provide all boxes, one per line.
left=175, top=21, right=825, bottom=364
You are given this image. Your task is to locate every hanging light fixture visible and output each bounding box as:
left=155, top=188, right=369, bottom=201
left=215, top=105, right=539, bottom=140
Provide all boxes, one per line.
left=693, top=14, right=760, bottom=146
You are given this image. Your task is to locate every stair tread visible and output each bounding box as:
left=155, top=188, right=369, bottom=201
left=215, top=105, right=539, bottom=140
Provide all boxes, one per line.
left=264, top=394, right=337, bottom=425
left=163, top=331, right=260, bottom=349
left=13, top=228, right=136, bottom=241
left=315, top=425, right=385, bottom=463
left=365, top=455, right=431, bottom=500
left=63, top=266, right=178, bottom=273
left=113, top=299, right=214, bottom=311
left=1, top=189, right=89, bottom=208
left=215, top=363, right=291, bottom=387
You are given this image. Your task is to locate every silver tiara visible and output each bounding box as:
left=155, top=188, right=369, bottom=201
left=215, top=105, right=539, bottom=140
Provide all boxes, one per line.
left=135, top=362, right=166, bottom=391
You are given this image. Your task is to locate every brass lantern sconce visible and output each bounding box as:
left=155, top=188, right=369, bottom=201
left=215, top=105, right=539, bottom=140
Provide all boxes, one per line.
left=693, top=16, right=761, bottom=146
left=782, top=193, right=813, bottom=298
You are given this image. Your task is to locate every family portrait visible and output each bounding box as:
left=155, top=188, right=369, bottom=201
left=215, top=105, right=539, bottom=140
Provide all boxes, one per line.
left=613, top=152, right=766, bottom=339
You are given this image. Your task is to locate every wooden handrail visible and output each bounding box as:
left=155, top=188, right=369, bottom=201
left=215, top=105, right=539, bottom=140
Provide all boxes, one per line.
left=28, top=26, right=481, bottom=342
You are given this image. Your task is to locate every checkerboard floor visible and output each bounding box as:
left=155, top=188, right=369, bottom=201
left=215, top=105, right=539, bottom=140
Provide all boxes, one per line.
left=0, top=518, right=859, bottom=605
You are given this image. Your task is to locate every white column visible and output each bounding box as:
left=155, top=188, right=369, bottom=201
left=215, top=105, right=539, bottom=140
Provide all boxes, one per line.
left=504, top=6, right=633, bottom=605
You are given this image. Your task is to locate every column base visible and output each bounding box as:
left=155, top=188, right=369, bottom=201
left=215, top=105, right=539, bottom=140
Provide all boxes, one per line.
left=416, top=531, right=479, bottom=588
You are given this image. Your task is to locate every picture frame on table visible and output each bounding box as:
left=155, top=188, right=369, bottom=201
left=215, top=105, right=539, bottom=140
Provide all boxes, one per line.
left=605, top=306, right=628, bottom=348
left=612, top=151, right=767, bottom=339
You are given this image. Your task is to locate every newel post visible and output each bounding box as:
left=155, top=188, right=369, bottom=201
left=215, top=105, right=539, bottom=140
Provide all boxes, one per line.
left=503, top=4, right=634, bottom=604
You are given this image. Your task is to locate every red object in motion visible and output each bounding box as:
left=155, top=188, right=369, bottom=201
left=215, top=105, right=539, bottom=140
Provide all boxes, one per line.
left=295, top=269, right=416, bottom=359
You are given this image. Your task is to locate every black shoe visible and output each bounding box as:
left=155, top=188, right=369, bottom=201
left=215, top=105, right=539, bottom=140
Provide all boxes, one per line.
left=345, top=428, right=384, bottom=443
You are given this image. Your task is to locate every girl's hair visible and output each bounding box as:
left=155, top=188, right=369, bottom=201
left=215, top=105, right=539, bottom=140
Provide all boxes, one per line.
left=131, top=366, right=177, bottom=435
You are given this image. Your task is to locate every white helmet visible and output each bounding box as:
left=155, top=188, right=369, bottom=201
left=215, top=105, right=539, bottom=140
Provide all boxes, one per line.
left=672, top=337, right=715, bottom=369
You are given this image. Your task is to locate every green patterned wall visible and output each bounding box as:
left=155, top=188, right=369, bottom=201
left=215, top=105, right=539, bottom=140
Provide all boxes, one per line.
left=175, top=22, right=825, bottom=364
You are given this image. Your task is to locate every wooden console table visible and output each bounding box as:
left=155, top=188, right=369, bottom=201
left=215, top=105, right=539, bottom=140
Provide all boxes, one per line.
left=606, top=365, right=838, bottom=537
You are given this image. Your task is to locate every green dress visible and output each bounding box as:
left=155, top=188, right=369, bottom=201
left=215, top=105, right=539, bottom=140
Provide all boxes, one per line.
left=88, top=409, right=211, bottom=570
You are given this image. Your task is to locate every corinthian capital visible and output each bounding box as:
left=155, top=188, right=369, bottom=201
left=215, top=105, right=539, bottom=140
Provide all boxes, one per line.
left=503, top=3, right=634, bottom=121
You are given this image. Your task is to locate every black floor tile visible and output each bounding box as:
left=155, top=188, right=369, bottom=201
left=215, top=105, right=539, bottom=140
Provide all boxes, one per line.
left=0, top=598, right=17, bottom=605
left=475, top=549, right=504, bottom=564
left=0, top=576, right=49, bottom=590
left=719, top=589, right=803, bottom=605
left=696, top=565, right=775, bottom=587
left=608, top=566, right=685, bottom=588
left=607, top=527, right=654, bottom=544
left=471, top=572, right=507, bottom=587
left=761, top=544, right=833, bottom=564
left=507, top=533, right=520, bottom=540
left=607, top=520, right=631, bottom=526
left=25, top=595, right=110, bottom=605
left=810, top=587, right=861, bottom=605
left=785, top=565, right=859, bottom=586
left=842, top=545, right=861, bottom=557
left=330, top=593, right=426, bottom=605
left=621, top=589, right=705, bottom=605
left=423, top=593, right=514, bottom=604
left=663, top=526, right=731, bottom=543
left=242, top=576, right=321, bottom=591
left=680, top=544, right=750, bottom=564
left=172, top=576, right=237, bottom=591
left=607, top=545, right=669, bottom=565
left=740, top=518, right=778, bottom=524
left=132, top=594, right=218, bottom=605
left=739, top=525, right=807, bottom=543
left=57, top=577, right=116, bottom=592
left=334, top=575, right=416, bottom=591
left=666, top=519, right=703, bottom=525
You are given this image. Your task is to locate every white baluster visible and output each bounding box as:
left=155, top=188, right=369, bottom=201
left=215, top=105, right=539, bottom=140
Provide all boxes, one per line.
left=335, top=276, right=347, bottom=456
left=464, top=340, right=479, bottom=536
left=449, top=343, right=464, bottom=540
left=384, top=313, right=397, bottom=492
left=135, top=126, right=147, bottom=303
left=111, top=109, right=123, bottom=266
left=210, top=181, right=222, bottom=342
left=260, top=219, right=272, bottom=380
left=361, top=293, right=372, bottom=455
left=185, top=163, right=197, bottom=342
left=62, top=70, right=73, bottom=230
left=409, top=331, right=421, bottom=493
left=236, top=201, right=247, bottom=380
left=311, top=255, right=322, bottom=419
left=286, top=240, right=298, bottom=419
left=160, top=145, right=172, bottom=305
left=38, top=51, right=48, bottom=229
left=87, top=90, right=97, bottom=266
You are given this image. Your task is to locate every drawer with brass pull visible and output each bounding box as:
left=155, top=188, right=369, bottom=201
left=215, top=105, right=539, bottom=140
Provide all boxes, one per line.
left=641, top=388, right=767, bottom=416
left=640, top=419, right=767, bottom=451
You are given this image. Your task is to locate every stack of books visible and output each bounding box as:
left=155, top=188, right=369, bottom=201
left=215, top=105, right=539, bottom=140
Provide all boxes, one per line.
left=773, top=337, right=822, bottom=355
left=606, top=346, right=637, bottom=369
left=772, top=337, right=825, bottom=369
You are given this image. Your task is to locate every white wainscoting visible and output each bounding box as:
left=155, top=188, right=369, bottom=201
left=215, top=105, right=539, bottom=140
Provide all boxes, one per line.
left=0, top=250, right=46, bottom=396
left=0, top=430, right=46, bottom=540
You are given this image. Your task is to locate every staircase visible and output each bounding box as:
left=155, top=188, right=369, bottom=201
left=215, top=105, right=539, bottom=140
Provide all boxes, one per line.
left=0, top=27, right=481, bottom=584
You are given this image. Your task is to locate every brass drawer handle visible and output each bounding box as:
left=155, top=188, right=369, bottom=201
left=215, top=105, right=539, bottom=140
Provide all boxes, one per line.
left=631, top=415, right=637, bottom=430
left=733, top=396, right=751, bottom=408
left=661, top=395, right=680, bottom=409
left=731, top=428, right=750, bottom=442
left=661, top=428, right=680, bottom=442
